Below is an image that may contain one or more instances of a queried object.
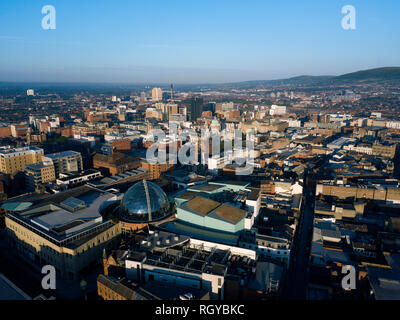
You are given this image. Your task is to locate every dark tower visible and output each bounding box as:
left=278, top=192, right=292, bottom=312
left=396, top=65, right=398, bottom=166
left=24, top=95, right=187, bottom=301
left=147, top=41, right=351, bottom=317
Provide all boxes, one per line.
left=188, top=96, right=204, bottom=121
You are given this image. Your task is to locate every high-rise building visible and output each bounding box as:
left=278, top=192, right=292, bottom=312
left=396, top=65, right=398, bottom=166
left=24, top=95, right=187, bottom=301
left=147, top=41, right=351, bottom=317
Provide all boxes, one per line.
left=26, top=89, right=34, bottom=96
left=152, top=88, right=163, bottom=101
left=188, top=96, right=204, bottom=121
left=0, top=146, right=44, bottom=175
left=167, top=103, right=178, bottom=116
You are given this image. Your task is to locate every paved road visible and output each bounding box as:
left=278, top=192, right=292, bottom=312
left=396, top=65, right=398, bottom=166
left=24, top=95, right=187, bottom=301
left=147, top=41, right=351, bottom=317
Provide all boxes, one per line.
left=283, top=172, right=316, bottom=300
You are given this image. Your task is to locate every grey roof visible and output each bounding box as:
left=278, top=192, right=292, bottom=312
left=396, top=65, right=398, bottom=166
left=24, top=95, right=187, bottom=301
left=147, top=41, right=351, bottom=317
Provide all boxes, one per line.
left=43, top=150, right=80, bottom=159
left=321, top=228, right=342, bottom=240
left=25, top=162, right=53, bottom=170
left=30, top=191, right=114, bottom=233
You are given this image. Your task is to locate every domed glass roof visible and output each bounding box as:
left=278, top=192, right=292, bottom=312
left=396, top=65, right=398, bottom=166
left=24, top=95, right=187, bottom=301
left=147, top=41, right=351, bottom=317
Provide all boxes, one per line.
left=119, top=180, right=170, bottom=223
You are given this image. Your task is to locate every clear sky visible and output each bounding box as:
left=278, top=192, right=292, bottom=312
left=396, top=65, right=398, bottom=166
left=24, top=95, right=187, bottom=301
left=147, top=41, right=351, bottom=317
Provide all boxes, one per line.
left=0, top=0, right=399, bottom=83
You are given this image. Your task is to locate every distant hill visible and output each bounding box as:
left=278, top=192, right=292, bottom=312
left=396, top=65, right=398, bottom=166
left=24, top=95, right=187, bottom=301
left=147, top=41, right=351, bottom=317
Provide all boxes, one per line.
left=225, top=75, right=334, bottom=88
left=333, top=67, right=400, bottom=83
left=228, top=67, right=400, bottom=87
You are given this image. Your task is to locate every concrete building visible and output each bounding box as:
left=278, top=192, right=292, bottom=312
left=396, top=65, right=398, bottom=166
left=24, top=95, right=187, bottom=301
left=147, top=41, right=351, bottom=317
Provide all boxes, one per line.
left=238, top=231, right=291, bottom=266
left=269, top=105, right=286, bottom=116
left=327, top=137, right=356, bottom=150
left=372, top=143, right=397, bottom=159
left=151, top=88, right=163, bottom=101
left=343, top=143, right=373, bottom=155
left=25, top=161, right=56, bottom=191
left=316, top=179, right=400, bottom=204
left=42, top=151, right=83, bottom=178
left=56, top=169, right=102, bottom=187
left=176, top=196, right=246, bottom=234
left=4, top=186, right=121, bottom=280
left=123, top=230, right=281, bottom=300
left=208, top=155, right=229, bottom=174
left=0, top=146, right=44, bottom=175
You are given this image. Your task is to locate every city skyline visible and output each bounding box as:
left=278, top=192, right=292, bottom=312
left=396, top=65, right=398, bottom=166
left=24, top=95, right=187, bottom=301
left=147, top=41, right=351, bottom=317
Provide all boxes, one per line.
left=1, top=0, right=400, bottom=83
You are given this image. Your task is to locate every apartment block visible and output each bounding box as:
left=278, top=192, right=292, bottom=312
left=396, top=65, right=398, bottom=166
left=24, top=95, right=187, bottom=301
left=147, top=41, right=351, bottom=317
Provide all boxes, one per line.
left=42, top=151, right=83, bottom=177
left=0, top=146, right=44, bottom=175
left=25, top=161, right=56, bottom=191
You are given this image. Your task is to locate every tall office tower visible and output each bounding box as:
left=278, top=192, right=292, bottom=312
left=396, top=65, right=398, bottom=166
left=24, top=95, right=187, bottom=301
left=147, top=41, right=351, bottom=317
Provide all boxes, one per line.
left=170, top=84, right=174, bottom=101
left=152, top=88, right=163, bottom=101
left=26, top=89, right=34, bottom=96
left=188, top=96, right=204, bottom=121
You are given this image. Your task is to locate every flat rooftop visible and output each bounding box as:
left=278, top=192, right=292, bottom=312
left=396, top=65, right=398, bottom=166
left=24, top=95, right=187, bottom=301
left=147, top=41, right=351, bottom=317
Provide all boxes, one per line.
left=0, top=146, right=42, bottom=155
left=128, top=235, right=255, bottom=278
left=181, top=196, right=246, bottom=225
left=31, top=191, right=113, bottom=232
left=185, top=197, right=220, bottom=216
left=43, top=150, right=80, bottom=158
left=190, top=184, right=221, bottom=192
left=26, top=162, right=53, bottom=170
left=214, top=204, right=246, bottom=223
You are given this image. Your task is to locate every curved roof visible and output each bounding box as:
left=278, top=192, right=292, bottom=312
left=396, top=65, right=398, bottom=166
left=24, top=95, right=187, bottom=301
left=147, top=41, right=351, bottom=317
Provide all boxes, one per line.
left=119, top=180, right=170, bottom=223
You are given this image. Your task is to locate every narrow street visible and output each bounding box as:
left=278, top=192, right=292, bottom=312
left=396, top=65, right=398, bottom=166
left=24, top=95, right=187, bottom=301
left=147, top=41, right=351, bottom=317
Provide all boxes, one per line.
left=283, top=172, right=316, bottom=300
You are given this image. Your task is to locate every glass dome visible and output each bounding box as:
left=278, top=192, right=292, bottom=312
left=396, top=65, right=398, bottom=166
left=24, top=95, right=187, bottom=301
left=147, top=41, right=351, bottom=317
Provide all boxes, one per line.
left=119, top=180, right=170, bottom=223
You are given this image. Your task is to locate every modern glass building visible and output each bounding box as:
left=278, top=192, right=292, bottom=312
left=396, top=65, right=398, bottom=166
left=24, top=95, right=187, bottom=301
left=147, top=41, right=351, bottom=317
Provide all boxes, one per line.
left=119, top=180, right=173, bottom=231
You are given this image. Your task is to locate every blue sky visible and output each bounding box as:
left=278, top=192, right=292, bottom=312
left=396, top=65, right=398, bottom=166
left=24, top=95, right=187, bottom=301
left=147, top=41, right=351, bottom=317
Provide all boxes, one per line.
left=0, top=0, right=399, bottom=83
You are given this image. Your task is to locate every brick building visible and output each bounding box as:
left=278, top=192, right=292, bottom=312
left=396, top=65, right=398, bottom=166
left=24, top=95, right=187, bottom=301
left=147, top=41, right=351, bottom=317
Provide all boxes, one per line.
left=93, top=152, right=140, bottom=175
left=111, top=138, right=131, bottom=153
left=141, top=160, right=174, bottom=180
